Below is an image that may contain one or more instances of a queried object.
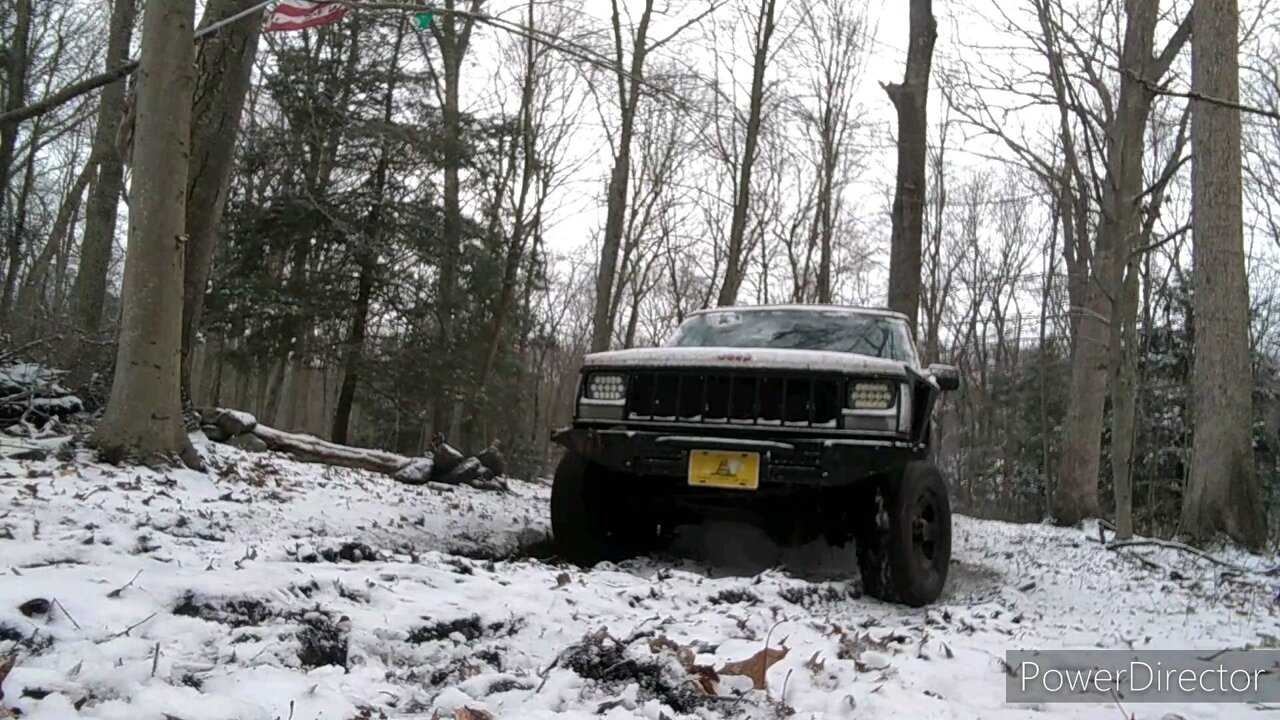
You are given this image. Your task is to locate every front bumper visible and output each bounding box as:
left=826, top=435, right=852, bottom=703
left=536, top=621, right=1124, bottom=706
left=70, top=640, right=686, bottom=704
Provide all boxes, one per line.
left=553, top=424, right=924, bottom=487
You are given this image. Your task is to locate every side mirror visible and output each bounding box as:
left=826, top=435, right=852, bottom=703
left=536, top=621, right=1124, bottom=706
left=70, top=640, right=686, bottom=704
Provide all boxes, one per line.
left=928, top=363, right=960, bottom=391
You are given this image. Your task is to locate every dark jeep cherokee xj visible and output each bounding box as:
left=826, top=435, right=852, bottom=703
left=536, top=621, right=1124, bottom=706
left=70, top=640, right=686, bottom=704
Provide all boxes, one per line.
left=550, top=304, right=960, bottom=606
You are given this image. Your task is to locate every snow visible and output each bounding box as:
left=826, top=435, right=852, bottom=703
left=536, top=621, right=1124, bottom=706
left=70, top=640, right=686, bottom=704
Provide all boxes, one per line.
left=584, top=346, right=911, bottom=376
left=0, top=435, right=1277, bottom=719
left=687, top=305, right=910, bottom=322
left=0, top=364, right=63, bottom=391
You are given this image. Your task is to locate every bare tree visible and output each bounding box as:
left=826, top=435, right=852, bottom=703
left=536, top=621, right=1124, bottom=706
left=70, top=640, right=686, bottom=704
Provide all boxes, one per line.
left=716, top=0, right=777, bottom=306
left=590, top=0, right=655, bottom=351
left=68, top=0, right=136, bottom=340
left=884, top=0, right=936, bottom=333
left=94, top=0, right=197, bottom=464
left=0, top=0, right=32, bottom=322
left=792, top=0, right=866, bottom=304
left=180, top=0, right=265, bottom=400
left=1182, top=0, right=1267, bottom=548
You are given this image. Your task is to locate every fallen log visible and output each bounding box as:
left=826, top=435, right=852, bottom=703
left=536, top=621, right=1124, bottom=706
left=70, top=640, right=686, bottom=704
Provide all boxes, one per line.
left=200, top=408, right=503, bottom=491
left=250, top=423, right=413, bottom=476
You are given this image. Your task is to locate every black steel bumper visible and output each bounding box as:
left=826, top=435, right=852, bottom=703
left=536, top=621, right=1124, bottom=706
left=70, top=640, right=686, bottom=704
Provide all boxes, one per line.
left=552, top=424, right=924, bottom=487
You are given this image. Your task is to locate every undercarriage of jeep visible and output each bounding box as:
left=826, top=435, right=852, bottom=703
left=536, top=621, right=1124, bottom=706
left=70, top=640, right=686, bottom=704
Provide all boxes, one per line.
left=550, top=306, right=959, bottom=606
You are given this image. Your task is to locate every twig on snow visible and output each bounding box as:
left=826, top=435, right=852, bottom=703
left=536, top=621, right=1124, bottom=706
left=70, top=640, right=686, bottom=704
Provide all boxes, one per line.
left=536, top=649, right=567, bottom=693
left=1106, top=538, right=1267, bottom=575
left=53, top=598, right=81, bottom=630
left=107, top=569, right=143, bottom=598
left=97, top=612, right=157, bottom=643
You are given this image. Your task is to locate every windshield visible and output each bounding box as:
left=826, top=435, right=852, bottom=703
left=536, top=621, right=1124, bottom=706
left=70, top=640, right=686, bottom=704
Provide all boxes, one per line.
left=667, top=309, right=917, bottom=362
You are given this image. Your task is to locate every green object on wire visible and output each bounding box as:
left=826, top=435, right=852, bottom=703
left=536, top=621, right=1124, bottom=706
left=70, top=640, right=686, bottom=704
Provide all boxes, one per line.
left=415, top=11, right=434, bottom=29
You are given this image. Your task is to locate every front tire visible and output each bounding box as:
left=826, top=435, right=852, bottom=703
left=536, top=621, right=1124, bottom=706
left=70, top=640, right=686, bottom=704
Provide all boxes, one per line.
left=856, top=461, right=951, bottom=607
left=550, top=452, right=654, bottom=565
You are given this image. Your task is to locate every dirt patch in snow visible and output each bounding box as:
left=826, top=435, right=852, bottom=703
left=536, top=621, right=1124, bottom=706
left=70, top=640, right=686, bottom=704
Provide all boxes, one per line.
left=559, top=630, right=714, bottom=716
left=172, top=593, right=275, bottom=628
left=407, top=615, right=524, bottom=645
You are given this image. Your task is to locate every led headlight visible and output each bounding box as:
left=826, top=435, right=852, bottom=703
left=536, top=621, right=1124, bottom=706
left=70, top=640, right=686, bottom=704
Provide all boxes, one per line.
left=850, top=381, right=894, bottom=410
left=586, top=373, right=626, bottom=401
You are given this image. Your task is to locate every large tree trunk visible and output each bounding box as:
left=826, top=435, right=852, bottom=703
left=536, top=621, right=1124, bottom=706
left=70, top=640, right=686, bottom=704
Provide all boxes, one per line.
left=716, top=0, right=777, bottom=307
left=884, top=0, right=935, bottom=333
left=1053, top=0, right=1187, bottom=526
left=589, top=0, right=654, bottom=351
left=1111, top=259, right=1140, bottom=538
left=180, top=0, right=264, bottom=401
left=69, top=0, right=137, bottom=338
left=1182, top=0, right=1267, bottom=548
left=93, top=0, right=197, bottom=464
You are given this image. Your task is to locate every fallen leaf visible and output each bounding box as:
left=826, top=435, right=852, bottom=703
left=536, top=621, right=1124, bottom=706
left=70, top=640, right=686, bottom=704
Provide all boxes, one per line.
left=805, top=651, right=825, bottom=675
left=690, top=663, right=720, bottom=695
left=719, top=644, right=789, bottom=690
left=454, top=708, right=494, bottom=720
left=0, top=651, right=16, bottom=702
left=555, top=572, right=571, bottom=588
left=648, top=634, right=719, bottom=694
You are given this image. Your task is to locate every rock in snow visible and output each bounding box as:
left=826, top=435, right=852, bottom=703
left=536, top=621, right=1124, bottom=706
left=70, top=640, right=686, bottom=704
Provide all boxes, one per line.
left=0, top=435, right=1276, bottom=719
left=393, top=455, right=435, bottom=485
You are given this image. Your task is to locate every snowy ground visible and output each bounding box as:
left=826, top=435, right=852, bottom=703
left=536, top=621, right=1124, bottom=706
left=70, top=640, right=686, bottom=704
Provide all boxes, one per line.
left=0, top=434, right=1277, bottom=719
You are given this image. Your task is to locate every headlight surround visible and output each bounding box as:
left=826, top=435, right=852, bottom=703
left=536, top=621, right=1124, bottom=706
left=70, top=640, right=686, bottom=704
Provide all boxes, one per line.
left=585, top=373, right=626, bottom=401
left=849, top=381, right=895, bottom=410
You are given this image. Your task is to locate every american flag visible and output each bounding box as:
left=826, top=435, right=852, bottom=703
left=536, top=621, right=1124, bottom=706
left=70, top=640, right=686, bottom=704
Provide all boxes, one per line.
left=265, top=0, right=349, bottom=32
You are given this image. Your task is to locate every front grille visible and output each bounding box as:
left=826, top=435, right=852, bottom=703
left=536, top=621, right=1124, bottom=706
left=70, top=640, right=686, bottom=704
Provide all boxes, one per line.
left=626, top=370, right=843, bottom=428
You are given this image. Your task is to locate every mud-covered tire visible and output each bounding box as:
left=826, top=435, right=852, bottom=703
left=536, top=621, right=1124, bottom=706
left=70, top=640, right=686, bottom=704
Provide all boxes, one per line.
left=856, top=461, right=951, bottom=607
left=550, top=452, right=654, bottom=565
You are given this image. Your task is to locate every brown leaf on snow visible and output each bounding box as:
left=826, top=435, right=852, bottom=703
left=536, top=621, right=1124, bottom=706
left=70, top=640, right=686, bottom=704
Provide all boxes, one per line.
left=0, top=651, right=16, bottom=702
left=719, top=644, right=789, bottom=690
left=690, top=663, right=720, bottom=695
left=805, top=650, right=826, bottom=675
left=649, top=635, right=719, bottom=695
left=454, top=708, right=494, bottom=720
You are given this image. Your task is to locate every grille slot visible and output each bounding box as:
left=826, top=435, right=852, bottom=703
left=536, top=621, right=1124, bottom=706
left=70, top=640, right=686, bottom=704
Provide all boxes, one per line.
left=626, top=370, right=843, bottom=428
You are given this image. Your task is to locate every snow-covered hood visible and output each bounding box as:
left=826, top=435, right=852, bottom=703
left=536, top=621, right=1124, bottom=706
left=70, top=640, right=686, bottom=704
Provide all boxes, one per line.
left=583, top=346, right=912, bottom=377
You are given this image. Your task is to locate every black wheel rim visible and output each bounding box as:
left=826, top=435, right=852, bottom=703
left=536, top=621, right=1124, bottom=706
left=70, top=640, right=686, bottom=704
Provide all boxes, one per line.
left=911, top=489, right=939, bottom=565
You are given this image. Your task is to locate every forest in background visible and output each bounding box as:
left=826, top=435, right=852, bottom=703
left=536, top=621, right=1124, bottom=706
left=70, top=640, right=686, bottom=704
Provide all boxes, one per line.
left=0, top=0, right=1276, bottom=549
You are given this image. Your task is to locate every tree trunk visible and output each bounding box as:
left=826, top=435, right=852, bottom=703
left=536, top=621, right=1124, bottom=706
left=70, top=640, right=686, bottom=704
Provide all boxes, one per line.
left=93, top=0, right=197, bottom=464
left=1053, top=0, right=1187, bottom=526
left=181, top=0, right=264, bottom=400
left=430, top=0, right=484, bottom=431
left=333, top=19, right=407, bottom=445
left=2, top=126, right=39, bottom=319
left=884, top=0, right=936, bottom=333
left=13, top=154, right=97, bottom=338
left=475, top=1, right=537, bottom=399
left=69, top=0, right=137, bottom=338
left=0, top=0, right=32, bottom=315
left=1182, top=0, right=1267, bottom=549
left=1111, top=259, right=1140, bottom=539
left=717, top=0, right=778, bottom=307
left=590, top=0, right=654, bottom=351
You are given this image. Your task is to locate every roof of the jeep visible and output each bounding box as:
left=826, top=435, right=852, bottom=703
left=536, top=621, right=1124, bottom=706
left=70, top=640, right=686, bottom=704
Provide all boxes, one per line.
left=687, top=304, right=910, bottom=322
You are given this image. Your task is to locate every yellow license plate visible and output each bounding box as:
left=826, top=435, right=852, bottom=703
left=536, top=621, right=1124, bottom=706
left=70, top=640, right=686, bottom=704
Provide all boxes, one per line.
left=687, top=450, right=760, bottom=490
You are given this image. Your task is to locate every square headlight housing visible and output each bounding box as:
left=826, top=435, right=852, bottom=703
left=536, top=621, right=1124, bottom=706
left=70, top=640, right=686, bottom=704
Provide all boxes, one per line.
left=849, top=381, right=896, bottom=410
left=585, top=373, right=626, bottom=402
